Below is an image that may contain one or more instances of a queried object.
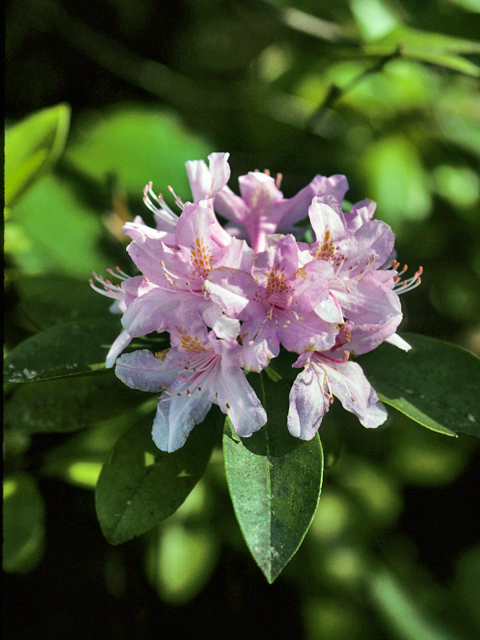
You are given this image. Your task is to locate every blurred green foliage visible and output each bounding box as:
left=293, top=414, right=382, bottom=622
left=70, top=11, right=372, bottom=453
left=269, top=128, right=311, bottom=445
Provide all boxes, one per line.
left=4, top=0, right=480, bottom=638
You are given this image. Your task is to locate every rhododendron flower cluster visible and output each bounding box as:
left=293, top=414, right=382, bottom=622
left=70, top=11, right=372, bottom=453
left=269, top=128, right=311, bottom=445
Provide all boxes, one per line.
left=91, top=153, right=422, bottom=452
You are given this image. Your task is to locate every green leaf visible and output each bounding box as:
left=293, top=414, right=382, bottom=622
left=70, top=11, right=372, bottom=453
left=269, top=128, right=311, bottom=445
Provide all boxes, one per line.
left=368, top=565, right=464, bottom=640
left=3, top=473, right=45, bottom=573
left=223, top=373, right=323, bottom=583
left=66, top=106, right=211, bottom=197
left=362, top=26, right=480, bottom=76
left=145, top=482, right=220, bottom=604
left=8, top=173, right=110, bottom=277
left=5, top=103, right=71, bottom=208
left=4, top=371, right=147, bottom=434
left=14, top=273, right=115, bottom=330
left=364, top=135, right=432, bottom=228
left=95, top=413, right=217, bottom=545
left=147, top=521, right=219, bottom=604
left=41, top=413, right=137, bottom=489
left=358, top=333, right=480, bottom=438
left=3, top=318, right=131, bottom=383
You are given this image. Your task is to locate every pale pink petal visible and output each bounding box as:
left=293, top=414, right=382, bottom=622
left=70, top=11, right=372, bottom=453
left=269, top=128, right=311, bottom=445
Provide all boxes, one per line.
left=186, top=152, right=231, bottom=201
left=385, top=333, right=412, bottom=351
left=333, top=274, right=401, bottom=325
left=308, top=197, right=348, bottom=246
left=213, top=367, right=267, bottom=437
left=213, top=185, right=249, bottom=225
left=325, top=360, right=388, bottom=429
left=152, top=391, right=212, bottom=452
left=288, top=363, right=329, bottom=440
left=343, top=198, right=376, bottom=233
left=106, top=330, right=133, bottom=368
left=121, top=288, right=179, bottom=337
left=115, top=349, right=177, bottom=391
left=276, top=173, right=349, bottom=228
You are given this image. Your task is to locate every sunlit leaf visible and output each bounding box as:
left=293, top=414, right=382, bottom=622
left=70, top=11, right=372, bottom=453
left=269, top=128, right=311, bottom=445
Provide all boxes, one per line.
left=3, top=473, right=45, bottom=573
left=66, top=106, right=211, bottom=197
left=358, top=333, right=480, bottom=438
left=145, top=483, right=219, bottom=605
left=364, top=135, right=432, bottom=228
left=224, top=373, right=323, bottom=583
left=9, top=173, right=110, bottom=277
left=5, top=103, right=71, bottom=208
left=362, top=25, right=480, bottom=76
left=95, top=412, right=217, bottom=545
left=41, top=414, right=137, bottom=489
left=3, top=318, right=131, bottom=383
left=4, top=371, right=147, bottom=434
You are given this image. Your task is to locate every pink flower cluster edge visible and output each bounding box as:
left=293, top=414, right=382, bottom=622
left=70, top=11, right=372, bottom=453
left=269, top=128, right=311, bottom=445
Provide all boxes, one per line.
left=90, top=153, right=422, bottom=452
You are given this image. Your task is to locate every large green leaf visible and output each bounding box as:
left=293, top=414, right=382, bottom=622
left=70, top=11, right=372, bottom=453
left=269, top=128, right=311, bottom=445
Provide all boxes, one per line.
left=65, top=106, right=211, bottom=197
left=41, top=413, right=139, bottom=489
left=8, top=173, right=110, bottom=277
left=3, top=318, right=128, bottom=383
left=14, top=274, right=114, bottom=330
left=95, top=412, right=217, bottom=545
left=3, top=473, right=45, bottom=573
left=4, top=371, right=146, bottom=434
left=224, top=373, right=323, bottom=583
left=358, top=333, right=480, bottom=438
left=5, top=103, right=71, bottom=208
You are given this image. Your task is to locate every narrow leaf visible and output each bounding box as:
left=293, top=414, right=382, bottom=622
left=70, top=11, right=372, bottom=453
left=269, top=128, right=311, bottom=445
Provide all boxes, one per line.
left=5, top=103, right=71, bottom=208
left=3, top=318, right=145, bottom=383
left=358, top=333, right=480, bottom=438
left=4, top=370, right=147, bottom=434
left=224, top=373, right=323, bottom=583
left=368, top=565, right=464, bottom=640
left=15, top=274, right=115, bottom=330
left=95, top=412, right=217, bottom=545
left=362, top=26, right=480, bottom=77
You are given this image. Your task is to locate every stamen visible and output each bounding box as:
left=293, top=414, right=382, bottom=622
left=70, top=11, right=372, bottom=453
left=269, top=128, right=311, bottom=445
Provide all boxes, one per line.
left=167, top=185, right=185, bottom=210
left=106, top=266, right=130, bottom=280
left=276, top=173, right=283, bottom=189
left=394, top=266, right=423, bottom=295
left=89, top=272, right=124, bottom=300
left=142, top=182, right=179, bottom=224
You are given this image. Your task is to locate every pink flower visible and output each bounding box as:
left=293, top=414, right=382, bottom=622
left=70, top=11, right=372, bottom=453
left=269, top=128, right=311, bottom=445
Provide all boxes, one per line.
left=299, top=195, right=405, bottom=351
left=206, top=233, right=340, bottom=371
left=120, top=199, right=252, bottom=340
left=211, top=168, right=349, bottom=253
left=89, top=268, right=158, bottom=367
left=288, top=348, right=388, bottom=441
left=89, top=151, right=423, bottom=450
left=116, top=318, right=267, bottom=452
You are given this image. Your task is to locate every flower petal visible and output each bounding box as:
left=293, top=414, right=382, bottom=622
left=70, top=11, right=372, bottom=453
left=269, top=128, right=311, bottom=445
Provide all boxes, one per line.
left=325, top=360, right=388, bottom=429
left=116, top=349, right=176, bottom=392
left=106, top=329, right=133, bottom=368
left=186, top=152, right=231, bottom=201
left=288, top=363, right=329, bottom=440
left=212, top=367, right=267, bottom=437
left=152, top=392, right=212, bottom=452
